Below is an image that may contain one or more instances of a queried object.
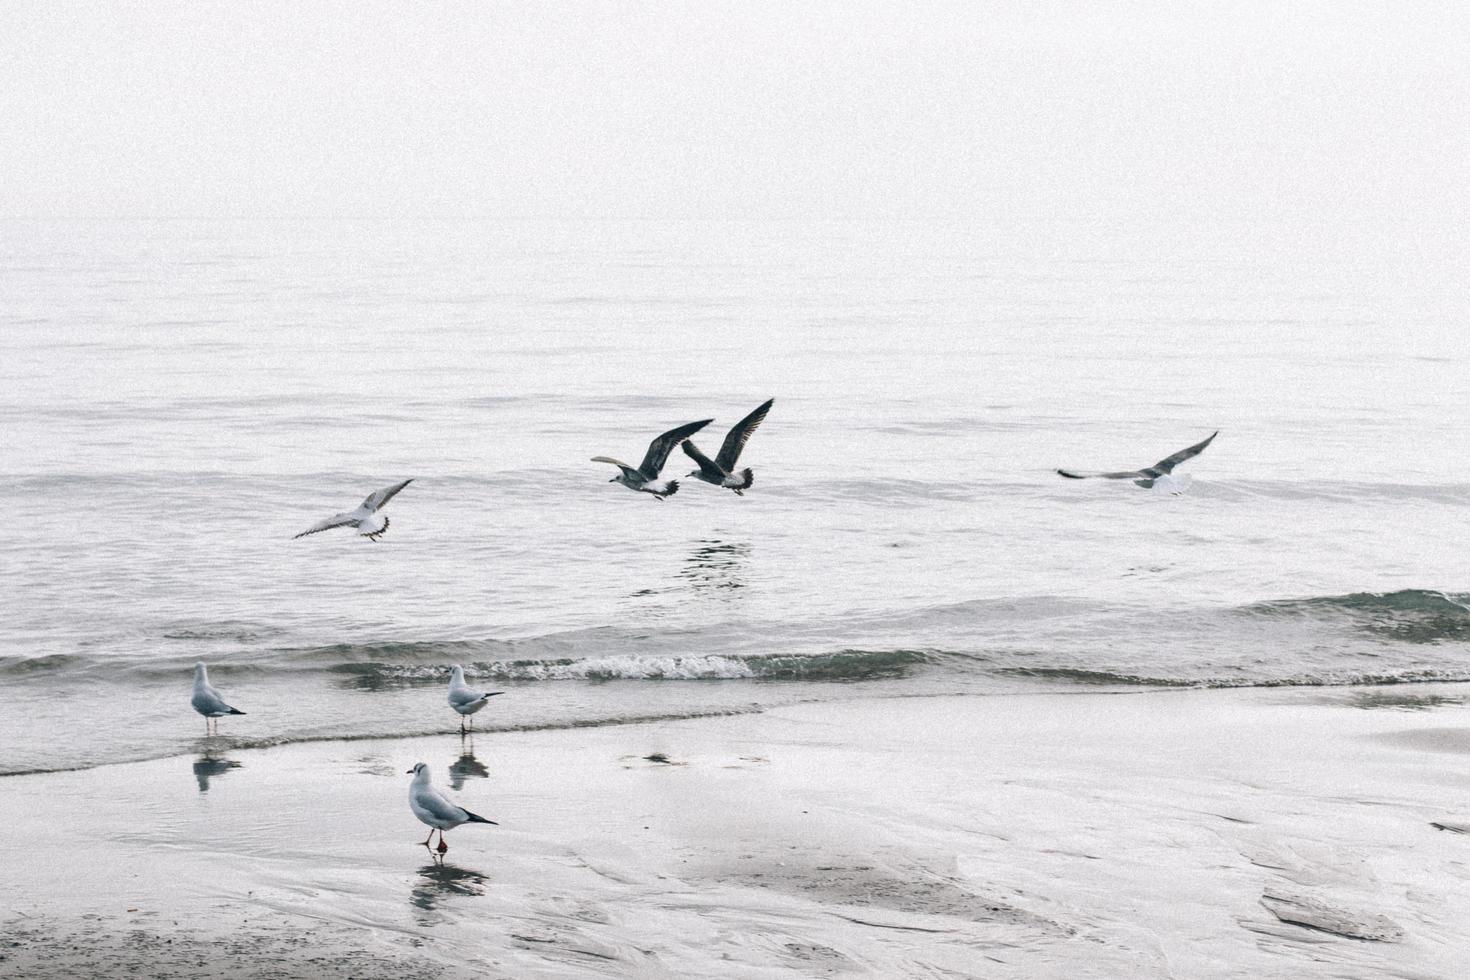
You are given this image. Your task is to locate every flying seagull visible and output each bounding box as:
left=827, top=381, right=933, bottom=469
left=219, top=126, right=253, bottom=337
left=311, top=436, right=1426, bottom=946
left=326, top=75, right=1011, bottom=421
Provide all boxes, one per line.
left=293, top=479, right=412, bottom=541
left=448, top=664, right=503, bottom=733
left=592, top=419, right=713, bottom=499
left=682, top=398, right=774, bottom=496
left=407, top=762, right=497, bottom=852
left=1056, top=431, right=1219, bottom=489
left=191, top=662, right=246, bottom=735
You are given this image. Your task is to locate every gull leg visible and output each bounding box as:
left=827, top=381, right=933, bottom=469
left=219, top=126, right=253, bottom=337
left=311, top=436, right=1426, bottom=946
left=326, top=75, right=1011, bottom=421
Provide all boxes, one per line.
left=436, top=832, right=448, bottom=854
left=421, top=829, right=436, bottom=848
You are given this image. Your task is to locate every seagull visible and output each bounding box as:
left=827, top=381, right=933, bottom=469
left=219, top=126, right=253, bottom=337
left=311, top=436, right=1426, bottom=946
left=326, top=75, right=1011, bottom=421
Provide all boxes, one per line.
left=407, top=762, right=497, bottom=852
left=681, top=398, right=773, bottom=496
left=448, top=664, right=503, bottom=733
left=592, top=419, right=713, bottom=499
left=293, top=479, right=412, bottom=542
left=1056, top=431, right=1218, bottom=490
left=191, top=662, right=246, bottom=735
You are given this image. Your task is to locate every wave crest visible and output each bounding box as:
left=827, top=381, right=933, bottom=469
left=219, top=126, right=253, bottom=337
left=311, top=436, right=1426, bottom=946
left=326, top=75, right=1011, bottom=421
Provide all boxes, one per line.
left=331, top=648, right=929, bottom=685
left=1241, top=589, right=1470, bottom=644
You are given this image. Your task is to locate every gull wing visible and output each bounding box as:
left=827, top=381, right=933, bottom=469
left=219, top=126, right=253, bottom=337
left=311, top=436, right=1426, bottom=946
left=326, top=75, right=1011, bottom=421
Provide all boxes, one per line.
left=416, top=785, right=471, bottom=825
left=681, top=440, right=725, bottom=480
left=715, top=398, right=773, bottom=471
left=360, top=479, right=413, bottom=513
left=192, top=686, right=234, bottom=715
left=450, top=686, right=502, bottom=709
left=293, top=513, right=359, bottom=538
left=591, top=456, right=644, bottom=482
left=1148, top=431, right=1218, bottom=475
left=1055, top=469, right=1145, bottom=481
left=638, top=419, right=714, bottom=479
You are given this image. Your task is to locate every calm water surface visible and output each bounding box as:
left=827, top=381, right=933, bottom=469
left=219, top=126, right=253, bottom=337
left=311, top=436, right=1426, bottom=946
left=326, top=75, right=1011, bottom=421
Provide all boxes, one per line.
left=2, top=218, right=1467, bottom=774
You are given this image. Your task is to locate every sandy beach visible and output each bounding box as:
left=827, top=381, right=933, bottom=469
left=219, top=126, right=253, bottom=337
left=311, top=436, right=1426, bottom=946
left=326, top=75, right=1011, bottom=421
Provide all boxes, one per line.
left=3, top=685, right=1469, bottom=978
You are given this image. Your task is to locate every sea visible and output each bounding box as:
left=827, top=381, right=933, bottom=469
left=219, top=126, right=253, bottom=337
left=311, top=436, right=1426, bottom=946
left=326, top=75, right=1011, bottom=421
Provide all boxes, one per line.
left=2, top=216, right=1467, bottom=777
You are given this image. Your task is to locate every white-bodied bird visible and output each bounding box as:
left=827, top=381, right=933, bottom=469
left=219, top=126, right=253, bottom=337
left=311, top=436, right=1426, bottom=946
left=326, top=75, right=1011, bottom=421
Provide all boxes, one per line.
left=681, top=398, right=774, bottom=495
left=293, top=479, right=413, bottom=541
left=1056, top=431, right=1218, bottom=490
left=592, top=419, right=713, bottom=499
left=191, top=662, right=246, bottom=735
left=407, top=762, right=497, bottom=852
left=448, top=664, right=503, bottom=733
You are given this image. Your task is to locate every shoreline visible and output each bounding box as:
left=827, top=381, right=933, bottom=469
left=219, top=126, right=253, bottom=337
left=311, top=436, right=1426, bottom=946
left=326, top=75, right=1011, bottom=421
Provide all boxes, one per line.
left=5, top=684, right=1470, bottom=978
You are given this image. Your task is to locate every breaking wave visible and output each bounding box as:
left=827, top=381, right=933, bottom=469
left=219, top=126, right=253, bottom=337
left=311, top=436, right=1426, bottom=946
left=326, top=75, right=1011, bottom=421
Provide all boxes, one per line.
left=330, top=648, right=929, bottom=685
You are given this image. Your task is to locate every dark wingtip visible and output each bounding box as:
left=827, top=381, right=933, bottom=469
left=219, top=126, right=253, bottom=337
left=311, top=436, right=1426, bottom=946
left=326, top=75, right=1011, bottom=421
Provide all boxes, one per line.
left=229, top=708, right=246, bottom=715
left=1056, top=469, right=1084, bottom=479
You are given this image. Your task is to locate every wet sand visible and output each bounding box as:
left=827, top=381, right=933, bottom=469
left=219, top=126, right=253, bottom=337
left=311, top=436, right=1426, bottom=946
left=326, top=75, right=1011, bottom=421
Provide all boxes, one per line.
left=4, top=686, right=1470, bottom=978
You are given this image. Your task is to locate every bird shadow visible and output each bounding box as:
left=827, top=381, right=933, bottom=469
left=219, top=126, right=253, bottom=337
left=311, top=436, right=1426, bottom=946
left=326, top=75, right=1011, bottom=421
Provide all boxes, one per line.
left=411, top=860, right=489, bottom=913
left=448, top=740, right=490, bottom=791
left=192, top=752, right=243, bottom=792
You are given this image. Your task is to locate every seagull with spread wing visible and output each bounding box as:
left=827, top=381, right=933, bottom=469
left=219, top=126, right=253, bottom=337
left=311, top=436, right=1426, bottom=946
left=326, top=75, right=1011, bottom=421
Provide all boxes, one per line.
left=1056, top=431, right=1218, bottom=490
left=681, top=398, right=773, bottom=496
left=592, top=419, right=713, bottom=499
left=293, top=479, right=413, bottom=541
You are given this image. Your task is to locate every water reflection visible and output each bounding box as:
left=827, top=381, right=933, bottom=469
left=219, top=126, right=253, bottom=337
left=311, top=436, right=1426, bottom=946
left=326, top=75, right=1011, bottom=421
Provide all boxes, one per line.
left=411, top=861, right=488, bottom=913
left=192, top=752, right=242, bottom=792
left=1346, top=691, right=1463, bottom=712
left=679, top=539, right=751, bottom=594
left=449, top=739, right=489, bottom=790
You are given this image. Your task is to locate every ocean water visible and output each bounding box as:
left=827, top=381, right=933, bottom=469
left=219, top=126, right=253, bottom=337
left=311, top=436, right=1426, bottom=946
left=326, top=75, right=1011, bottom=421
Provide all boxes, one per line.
left=2, top=217, right=1467, bottom=776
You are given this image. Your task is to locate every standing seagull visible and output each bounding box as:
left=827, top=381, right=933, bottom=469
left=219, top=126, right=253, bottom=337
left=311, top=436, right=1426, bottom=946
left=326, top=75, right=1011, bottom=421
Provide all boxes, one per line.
left=592, top=419, right=713, bottom=499
left=681, top=398, right=774, bottom=496
left=407, top=762, right=497, bottom=852
left=448, top=664, right=503, bottom=733
left=191, top=662, right=246, bottom=735
left=1056, top=431, right=1219, bottom=489
left=293, top=479, right=413, bottom=541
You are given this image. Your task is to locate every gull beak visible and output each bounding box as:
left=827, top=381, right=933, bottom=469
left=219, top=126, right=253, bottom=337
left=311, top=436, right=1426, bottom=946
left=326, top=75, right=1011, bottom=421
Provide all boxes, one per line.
left=405, top=768, right=415, bottom=774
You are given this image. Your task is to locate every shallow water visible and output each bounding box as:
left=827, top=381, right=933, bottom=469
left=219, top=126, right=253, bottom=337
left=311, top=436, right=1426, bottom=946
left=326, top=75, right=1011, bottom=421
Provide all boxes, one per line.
left=2, top=217, right=1468, bottom=775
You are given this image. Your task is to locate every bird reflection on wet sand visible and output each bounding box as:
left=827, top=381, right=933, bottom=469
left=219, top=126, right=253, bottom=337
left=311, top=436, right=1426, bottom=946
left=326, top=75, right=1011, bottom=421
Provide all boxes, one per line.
left=192, top=753, right=242, bottom=792
left=449, top=740, right=490, bottom=791
left=679, top=539, right=751, bottom=594
left=411, top=861, right=489, bottom=913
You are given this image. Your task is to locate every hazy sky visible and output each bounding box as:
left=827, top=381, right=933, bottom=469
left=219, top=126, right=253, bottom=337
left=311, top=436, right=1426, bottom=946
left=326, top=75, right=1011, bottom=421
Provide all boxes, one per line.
left=2, top=1, right=1466, bottom=221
